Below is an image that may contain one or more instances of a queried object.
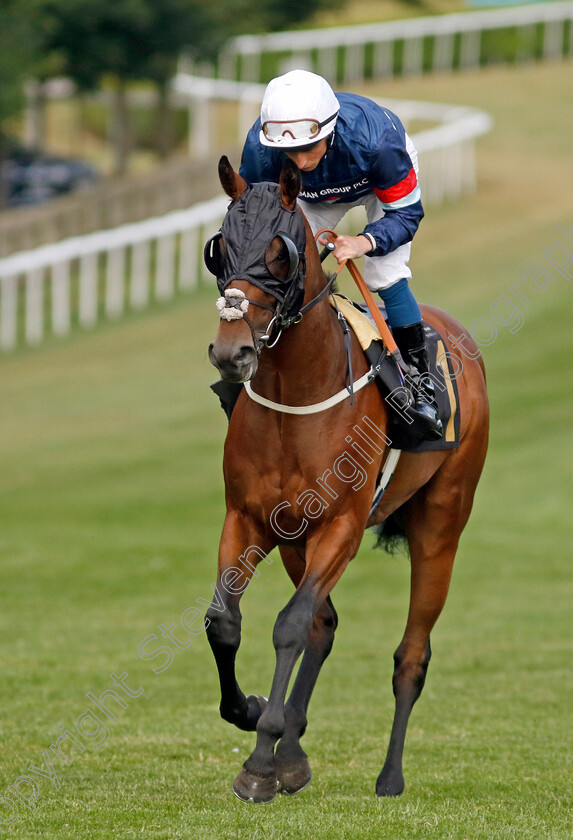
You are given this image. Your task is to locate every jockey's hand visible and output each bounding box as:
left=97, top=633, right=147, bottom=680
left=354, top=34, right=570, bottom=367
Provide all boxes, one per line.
left=318, top=233, right=373, bottom=263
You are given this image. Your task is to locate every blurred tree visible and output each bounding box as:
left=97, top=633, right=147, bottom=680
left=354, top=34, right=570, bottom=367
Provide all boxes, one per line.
left=207, top=0, right=344, bottom=36
left=141, top=0, right=226, bottom=161
left=257, top=0, right=345, bottom=32
left=32, top=0, right=346, bottom=175
left=0, top=0, right=42, bottom=207
left=39, top=0, right=219, bottom=174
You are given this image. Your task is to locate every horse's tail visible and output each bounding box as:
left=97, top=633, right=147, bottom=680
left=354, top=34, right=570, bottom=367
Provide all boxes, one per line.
left=372, top=512, right=408, bottom=555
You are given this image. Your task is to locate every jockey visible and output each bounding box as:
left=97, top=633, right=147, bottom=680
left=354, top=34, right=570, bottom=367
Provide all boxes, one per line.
left=240, top=69, right=442, bottom=441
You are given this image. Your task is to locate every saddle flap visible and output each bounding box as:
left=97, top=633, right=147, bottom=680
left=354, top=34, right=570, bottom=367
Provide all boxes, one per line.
left=329, top=295, right=460, bottom=453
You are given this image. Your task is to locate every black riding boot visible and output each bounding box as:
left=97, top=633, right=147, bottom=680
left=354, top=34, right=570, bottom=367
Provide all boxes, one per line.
left=392, top=322, right=443, bottom=441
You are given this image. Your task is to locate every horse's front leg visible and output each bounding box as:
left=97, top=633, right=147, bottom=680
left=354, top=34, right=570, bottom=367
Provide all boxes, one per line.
left=233, top=518, right=359, bottom=803
left=205, top=510, right=272, bottom=732
left=274, top=595, right=338, bottom=795
left=273, top=546, right=338, bottom=796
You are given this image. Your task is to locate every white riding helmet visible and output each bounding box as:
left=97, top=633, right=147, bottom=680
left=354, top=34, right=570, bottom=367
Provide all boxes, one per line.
left=259, top=69, right=340, bottom=149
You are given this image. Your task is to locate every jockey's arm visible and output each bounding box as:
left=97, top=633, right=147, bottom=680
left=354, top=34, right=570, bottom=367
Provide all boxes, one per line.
left=360, top=133, right=425, bottom=257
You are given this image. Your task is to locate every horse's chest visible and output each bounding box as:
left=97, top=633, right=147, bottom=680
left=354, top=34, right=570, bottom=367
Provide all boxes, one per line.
left=226, top=443, right=371, bottom=536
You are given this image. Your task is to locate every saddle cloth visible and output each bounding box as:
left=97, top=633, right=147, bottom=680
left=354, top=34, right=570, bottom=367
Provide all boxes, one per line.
left=330, top=294, right=460, bottom=453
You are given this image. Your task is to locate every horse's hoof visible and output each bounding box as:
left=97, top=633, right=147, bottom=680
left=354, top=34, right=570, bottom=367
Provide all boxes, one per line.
left=375, top=768, right=405, bottom=797
left=232, top=766, right=278, bottom=804
left=222, top=695, right=268, bottom=732
left=247, top=694, right=268, bottom=716
left=276, top=757, right=312, bottom=796
left=243, top=694, right=268, bottom=730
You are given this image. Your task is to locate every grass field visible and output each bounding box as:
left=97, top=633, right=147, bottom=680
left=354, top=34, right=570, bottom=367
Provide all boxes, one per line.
left=1, top=61, right=572, bottom=839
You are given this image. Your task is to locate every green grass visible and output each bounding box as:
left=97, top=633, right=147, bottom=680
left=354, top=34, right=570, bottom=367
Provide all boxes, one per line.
left=1, top=62, right=572, bottom=838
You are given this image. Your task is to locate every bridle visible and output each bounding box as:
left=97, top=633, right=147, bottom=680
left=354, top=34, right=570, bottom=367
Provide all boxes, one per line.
left=215, top=286, right=279, bottom=351
left=207, top=189, right=386, bottom=419
left=212, top=267, right=338, bottom=355
left=204, top=182, right=337, bottom=355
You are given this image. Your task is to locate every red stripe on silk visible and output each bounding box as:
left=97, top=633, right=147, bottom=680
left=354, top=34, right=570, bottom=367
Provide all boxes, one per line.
left=375, top=168, right=417, bottom=204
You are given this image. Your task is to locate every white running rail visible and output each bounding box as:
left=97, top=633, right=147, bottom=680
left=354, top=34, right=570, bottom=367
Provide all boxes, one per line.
left=0, top=195, right=227, bottom=351
left=214, top=2, right=573, bottom=83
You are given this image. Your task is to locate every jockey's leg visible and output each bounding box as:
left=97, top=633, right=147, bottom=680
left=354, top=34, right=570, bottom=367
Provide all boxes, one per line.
left=378, top=288, right=444, bottom=441
left=391, top=318, right=443, bottom=441
left=362, top=196, right=443, bottom=440
left=378, top=277, right=443, bottom=441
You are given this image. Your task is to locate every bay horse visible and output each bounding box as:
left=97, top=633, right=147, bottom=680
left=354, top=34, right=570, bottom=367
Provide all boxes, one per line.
left=205, top=155, right=489, bottom=803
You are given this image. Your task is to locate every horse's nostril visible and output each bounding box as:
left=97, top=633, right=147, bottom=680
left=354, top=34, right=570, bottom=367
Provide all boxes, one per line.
left=208, top=340, right=256, bottom=380
left=235, top=346, right=256, bottom=364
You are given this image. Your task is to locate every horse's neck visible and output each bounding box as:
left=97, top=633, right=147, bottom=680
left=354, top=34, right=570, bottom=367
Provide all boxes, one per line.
left=255, top=272, right=344, bottom=405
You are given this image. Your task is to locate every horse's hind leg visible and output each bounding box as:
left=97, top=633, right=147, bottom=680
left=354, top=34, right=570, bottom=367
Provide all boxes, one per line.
left=274, top=546, right=339, bottom=795
left=377, top=444, right=485, bottom=796
left=376, top=513, right=457, bottom=796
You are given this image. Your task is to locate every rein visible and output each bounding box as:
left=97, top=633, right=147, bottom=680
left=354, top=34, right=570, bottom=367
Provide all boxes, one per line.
left=315, top=228, right=401, bottom=360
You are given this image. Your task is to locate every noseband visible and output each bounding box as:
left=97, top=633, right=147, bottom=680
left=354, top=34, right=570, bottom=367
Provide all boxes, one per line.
left=215, top=287, right=279, bottom=352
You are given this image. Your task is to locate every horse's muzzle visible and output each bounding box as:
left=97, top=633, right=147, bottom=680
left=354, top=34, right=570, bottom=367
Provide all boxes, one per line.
left=208, top=341, right=258, bottom=383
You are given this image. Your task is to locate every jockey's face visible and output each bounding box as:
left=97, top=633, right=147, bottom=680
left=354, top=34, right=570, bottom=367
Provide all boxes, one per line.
left=284, top=139, right=328, bottom=172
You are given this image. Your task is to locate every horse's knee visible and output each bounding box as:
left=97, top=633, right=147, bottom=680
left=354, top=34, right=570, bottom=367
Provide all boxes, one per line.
left=273, top=601, right=313, bottom=655
left=392, top=639, right=432, bottom=703
left=205, top=602, right=240, bottom=650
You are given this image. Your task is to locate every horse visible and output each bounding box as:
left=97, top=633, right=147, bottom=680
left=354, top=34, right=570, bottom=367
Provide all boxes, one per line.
left=205, top=155, right=489, bottom=803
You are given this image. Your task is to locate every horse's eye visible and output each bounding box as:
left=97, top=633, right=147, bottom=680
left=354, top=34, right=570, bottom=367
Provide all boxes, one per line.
left=265, top=235, right=295, bottom=281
